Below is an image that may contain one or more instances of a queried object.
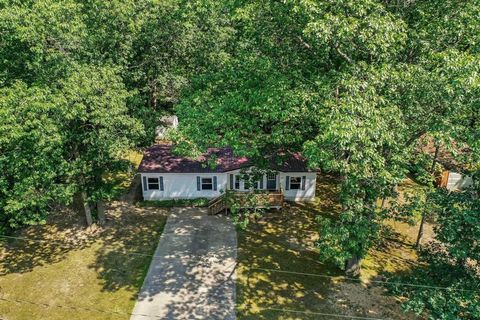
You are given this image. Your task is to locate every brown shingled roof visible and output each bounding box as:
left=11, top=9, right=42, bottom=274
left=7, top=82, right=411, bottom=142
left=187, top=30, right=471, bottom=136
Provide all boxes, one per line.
left=137, top=144, right=311, bottom=173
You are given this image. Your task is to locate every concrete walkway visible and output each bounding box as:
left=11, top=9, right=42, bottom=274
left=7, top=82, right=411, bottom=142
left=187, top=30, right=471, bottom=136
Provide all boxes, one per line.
left=130, top=207, right=237, bottom=320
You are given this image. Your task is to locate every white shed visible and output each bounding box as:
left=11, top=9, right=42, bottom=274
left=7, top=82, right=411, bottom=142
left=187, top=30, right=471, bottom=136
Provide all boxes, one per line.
left=155, top=115, right=178, bottom=140
left=440, top=171, right=474, bottom=191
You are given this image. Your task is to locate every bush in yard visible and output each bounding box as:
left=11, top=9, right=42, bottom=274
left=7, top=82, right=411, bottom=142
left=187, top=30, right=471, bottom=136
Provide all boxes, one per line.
left=226, top=190, right=268, bottom=230
left=137, top=198, right=209, bottom=208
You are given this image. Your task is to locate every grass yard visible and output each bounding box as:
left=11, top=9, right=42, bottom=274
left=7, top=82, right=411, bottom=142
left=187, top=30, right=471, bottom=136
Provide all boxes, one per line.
left=0, top=202, right=167, bottom=320
left=107, top=149, right=144, bottom=200
left=236, top=174, right=425, bottom=319
left=362, top=178, right=434, bottom=281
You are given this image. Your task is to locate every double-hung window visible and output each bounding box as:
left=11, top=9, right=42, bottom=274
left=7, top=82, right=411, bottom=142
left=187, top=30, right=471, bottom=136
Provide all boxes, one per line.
left=286, top=176, right=306, bottom=190
left=201, top=177, right=213, bottom=190
left=197, top=176, right=217, bottom=191
left=289, top=177, right=302, bottom=190
left=143, top=176, right=164, bottom=191
left=148, top=177, right=160, bottom=190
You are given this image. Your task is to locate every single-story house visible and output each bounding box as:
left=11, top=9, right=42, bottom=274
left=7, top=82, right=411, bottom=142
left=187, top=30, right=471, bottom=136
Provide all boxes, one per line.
left=138, top=144, right=316, bottom=202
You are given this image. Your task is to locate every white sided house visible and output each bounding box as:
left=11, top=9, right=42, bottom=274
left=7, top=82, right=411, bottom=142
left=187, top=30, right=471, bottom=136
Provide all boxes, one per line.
left=138, top=144, right=316, bottom=203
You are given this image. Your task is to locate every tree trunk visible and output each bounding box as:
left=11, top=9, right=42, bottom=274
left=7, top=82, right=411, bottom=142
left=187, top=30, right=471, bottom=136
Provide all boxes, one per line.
left=380, top=197, right=386, bottom=210
left=149, top=82, right=158, bottom=110
left=97, top=200, right=106, bottom=225
left=345, top=255, right=361, bottom=276
left=430, top=144, right=440, bottom=174
left=415, top=212, right=426, bottom=247
left=416, top=144, right=440, bottom=247
left=81, top=191, right=93, bottom=226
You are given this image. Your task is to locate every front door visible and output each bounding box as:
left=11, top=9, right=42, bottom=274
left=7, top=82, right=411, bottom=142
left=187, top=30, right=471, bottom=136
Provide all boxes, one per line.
left=266, top=173, right=277, bottom=190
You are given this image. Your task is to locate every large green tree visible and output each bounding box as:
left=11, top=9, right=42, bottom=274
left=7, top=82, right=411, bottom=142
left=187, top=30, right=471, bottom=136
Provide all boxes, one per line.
left=126, top=0, right=234, bottom=143
left=1, top=0, right=234, bottom=228
left=0, top=0, right=145, bottom=227
left=390, top=186, right=480, bottom=319
left=0, top=0, right=86, bottom=85
left=175, top=0, right=409, bottom=272
left=0, top=83, right=70, bottom=232
left=174, top=0, right=480, bottom=277
left=58, top=65, right=143, bottom=225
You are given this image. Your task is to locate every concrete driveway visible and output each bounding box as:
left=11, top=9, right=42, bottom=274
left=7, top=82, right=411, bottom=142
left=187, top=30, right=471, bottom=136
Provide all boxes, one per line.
left=130, top=207, right=237, bottom=320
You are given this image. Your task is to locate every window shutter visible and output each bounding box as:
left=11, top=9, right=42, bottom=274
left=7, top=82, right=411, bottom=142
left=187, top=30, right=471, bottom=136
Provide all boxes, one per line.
left=197, top=176, right=201, bottom=191
left=259, top=176, right=264, bottom=189
left=302, top=176, right=306, bottom=190
left=286, top=176, right=290, bottom=190
left=160, top=176, right=164, bottom=191
left=213, top=176, right=217, bottom=191
left=230, top=174, right=234, bottom=189
left=142, top=176, right=147, bottom=191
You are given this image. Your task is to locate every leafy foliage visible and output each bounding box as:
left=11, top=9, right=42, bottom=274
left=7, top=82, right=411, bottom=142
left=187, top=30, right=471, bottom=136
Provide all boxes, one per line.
left=137, top=198, right=209, bottom=208
left=389, top=187, right=480, bottom=319
left=0, top=83, right=70, bottom=231
left=174, top=0, right=480, bottom=284
left=58, top=64, right=144, bottom=203
left=0, top=0, right=233, bottom=228
left=1, top=1, right=479, bottom=317
left=225, top=189, right=268, bottom=230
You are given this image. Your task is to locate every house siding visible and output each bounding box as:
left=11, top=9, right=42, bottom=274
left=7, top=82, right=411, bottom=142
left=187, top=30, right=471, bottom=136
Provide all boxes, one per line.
left=140, top=171, right=317, bottom=201
left=141, top=172, right=227, bottom=200
left=280, top=172, right=317, bottom=201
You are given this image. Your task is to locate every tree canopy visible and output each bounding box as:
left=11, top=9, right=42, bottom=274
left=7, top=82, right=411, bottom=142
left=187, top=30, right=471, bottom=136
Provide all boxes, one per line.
left=1, top=0, right=479, bottom=317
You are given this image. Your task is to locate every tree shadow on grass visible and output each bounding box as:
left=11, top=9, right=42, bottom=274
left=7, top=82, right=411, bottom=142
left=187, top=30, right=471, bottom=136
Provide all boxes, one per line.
left=236, top=172, right=420, bottom=319
left=0, top=205, right=100, bottom=276
left=234, top=180, right=350, bottom=320
left=236, top=224, right=344, bottom=320
left=88, top=201, right=167, bottom=294
left=0, top=201, right=168, bottom=297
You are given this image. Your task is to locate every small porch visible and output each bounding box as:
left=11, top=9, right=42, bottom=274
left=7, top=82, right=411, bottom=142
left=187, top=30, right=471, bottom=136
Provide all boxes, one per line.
left=208, top=189, right=284, bottom=215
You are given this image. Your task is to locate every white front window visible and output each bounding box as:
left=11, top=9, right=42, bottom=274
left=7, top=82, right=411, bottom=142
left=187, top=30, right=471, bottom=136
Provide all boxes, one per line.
left=201, top=177, right=213, bottom=190
left=266, top=173, right=277, bottom=190
left=148, top=177, right=160, bottom=190
left=290, top=177, right=302, bottom=190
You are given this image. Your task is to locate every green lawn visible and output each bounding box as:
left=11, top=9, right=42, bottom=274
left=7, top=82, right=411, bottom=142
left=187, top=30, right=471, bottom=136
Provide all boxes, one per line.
left=236, top=174, right=422, bottom=319
left=0, top=202, right=167, bottom=320
left=0, top=172, right=429, bottom=320
left=107, top=149, right=144, bottom=200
